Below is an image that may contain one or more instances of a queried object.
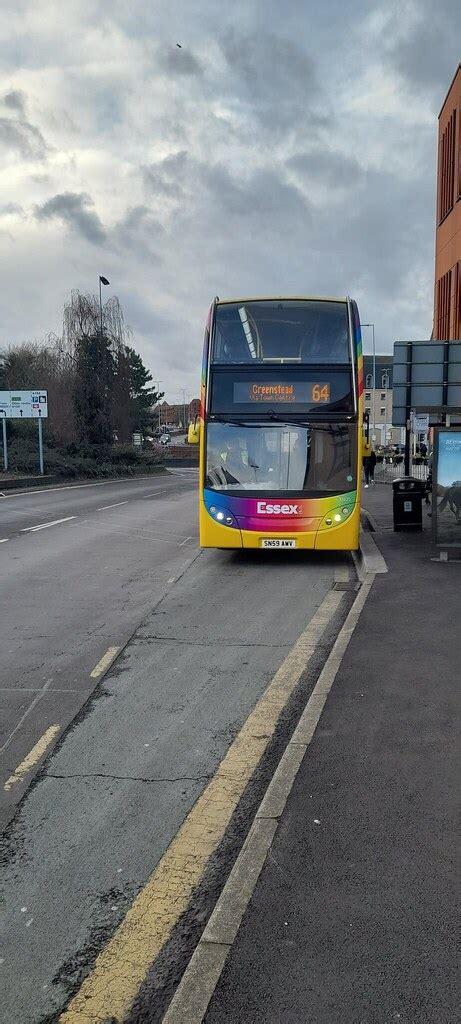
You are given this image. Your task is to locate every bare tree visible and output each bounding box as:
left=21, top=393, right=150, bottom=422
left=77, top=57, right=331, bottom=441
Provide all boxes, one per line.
left=4, top=336, right=77, bottom=443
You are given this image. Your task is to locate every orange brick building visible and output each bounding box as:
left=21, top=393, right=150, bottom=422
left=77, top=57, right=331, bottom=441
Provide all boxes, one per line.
left=433, top=64, right=461, bottom=339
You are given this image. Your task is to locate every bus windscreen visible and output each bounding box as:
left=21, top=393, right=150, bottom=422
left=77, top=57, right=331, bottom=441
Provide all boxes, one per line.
left=205, top=422, right=357, bottom=494
left=212, top=300, right=350, bottom=365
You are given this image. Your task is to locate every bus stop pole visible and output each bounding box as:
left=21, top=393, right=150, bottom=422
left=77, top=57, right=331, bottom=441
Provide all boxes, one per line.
left=2, top=416, right=7, bottom=472
left=404, top=342, right=413, bottom=476
left=38, top=414, right=44, bottom=475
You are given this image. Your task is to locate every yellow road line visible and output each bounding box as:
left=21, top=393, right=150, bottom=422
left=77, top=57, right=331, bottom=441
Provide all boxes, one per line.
left=60, top=589, right=343, bottom=1024
left=89, top=647, right=120, bottom=679
left=4, top=724, right=60, bottom=792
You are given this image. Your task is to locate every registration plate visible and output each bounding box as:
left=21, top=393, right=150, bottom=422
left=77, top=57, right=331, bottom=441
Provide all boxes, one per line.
left=261, top=538, right=297, bottom=549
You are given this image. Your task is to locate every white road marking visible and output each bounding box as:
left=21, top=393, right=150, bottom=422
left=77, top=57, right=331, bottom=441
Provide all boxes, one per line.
left=0, top=538, right=8, bottom=543
left=90, top=646, right=120, bottom=679
left=20, top=516, right=77, bottom=533
left=0, top=679, right=53, bottom=755
left=80, top=518, right=196, bottom=545
left=0, top=475, right=169, bottom=499
left=179, top=536, right=193, bottom=546
left=97, top=502, right=128, bottom=511
left=4, top=724, right=61, bottom=792
left=142, top=489, right=169, bottom=498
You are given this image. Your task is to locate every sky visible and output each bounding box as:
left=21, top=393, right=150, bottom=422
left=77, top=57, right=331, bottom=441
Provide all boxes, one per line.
left=0, top=0, right=460, bottom=403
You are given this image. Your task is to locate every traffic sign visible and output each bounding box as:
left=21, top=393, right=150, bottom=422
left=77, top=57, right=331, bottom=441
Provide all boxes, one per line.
left=411, top=412, right=429, bottom=433
left=0, top=390, right=48, bottom=419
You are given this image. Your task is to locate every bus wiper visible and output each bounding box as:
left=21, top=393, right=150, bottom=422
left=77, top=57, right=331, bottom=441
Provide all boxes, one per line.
left=266, top=410, right=311, bottom=426
left=208, top=415, right=261, bottom=428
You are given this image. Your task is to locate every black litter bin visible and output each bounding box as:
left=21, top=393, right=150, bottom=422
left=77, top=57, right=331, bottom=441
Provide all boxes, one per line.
left=392, top=476, right=424, bottom=531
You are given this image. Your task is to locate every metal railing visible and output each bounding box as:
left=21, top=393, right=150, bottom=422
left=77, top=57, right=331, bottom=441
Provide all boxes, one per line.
left=374, top=458, right=429, bottom=484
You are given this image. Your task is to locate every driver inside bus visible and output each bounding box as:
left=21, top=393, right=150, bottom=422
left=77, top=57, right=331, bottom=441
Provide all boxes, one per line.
left=207, top=432, right=254, bottom=486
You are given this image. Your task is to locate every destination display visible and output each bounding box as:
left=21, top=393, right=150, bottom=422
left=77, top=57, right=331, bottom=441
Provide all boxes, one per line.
left=210, top=369, right=352, bottom=414
left=233, top=382, right=331, bottom=404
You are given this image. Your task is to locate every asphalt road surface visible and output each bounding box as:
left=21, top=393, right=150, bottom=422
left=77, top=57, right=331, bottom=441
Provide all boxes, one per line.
left=0, top=469, right=199, bottom=826
left=0, top=471, right=352, bottom=1024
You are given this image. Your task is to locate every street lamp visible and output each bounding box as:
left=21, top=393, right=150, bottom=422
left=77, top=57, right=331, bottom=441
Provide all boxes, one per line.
left=361, top=323, right=376, bottom=441
left=99, top=276, right=110, bottom=344
left=155, top=381, right=164, bottom=431
left=181, top=389, right=191, bottom=429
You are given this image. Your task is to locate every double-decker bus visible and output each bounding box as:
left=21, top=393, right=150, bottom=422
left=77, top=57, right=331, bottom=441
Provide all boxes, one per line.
left=188, top=296, right=364, bottom=550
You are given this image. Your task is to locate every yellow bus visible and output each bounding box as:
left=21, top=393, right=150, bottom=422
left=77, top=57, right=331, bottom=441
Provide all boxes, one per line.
left=188, top=296, right=364, bottom=551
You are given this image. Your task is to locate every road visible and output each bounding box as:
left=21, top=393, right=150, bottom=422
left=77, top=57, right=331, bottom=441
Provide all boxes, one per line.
left=0, top=471, right=354, bottom=1024
left=0, top=469, right=198, bottom=826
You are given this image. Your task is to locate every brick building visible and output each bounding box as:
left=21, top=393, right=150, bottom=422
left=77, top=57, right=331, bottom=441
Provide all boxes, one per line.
left=433, top=64, right=461, bottom=339
left=155, top=398, right=200, bottom=428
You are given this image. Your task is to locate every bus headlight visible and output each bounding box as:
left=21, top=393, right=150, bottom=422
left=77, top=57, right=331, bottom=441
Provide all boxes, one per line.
left=320, top=505, right=354, bottom=529
left=207, top=505, right=238, bottom=528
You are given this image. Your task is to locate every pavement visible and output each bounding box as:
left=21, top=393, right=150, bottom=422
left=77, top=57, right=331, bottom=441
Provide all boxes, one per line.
left=200, top=483, right=460, bottom=1024
left=0, top=474, right=354, bottom=1024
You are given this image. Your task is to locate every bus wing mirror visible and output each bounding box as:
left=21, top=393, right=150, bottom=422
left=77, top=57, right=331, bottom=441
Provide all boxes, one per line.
left=188, top=419, right=201, bottom=445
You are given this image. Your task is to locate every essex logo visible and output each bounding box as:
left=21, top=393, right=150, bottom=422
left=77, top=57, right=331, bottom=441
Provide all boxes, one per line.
left=257, top=502, right=300, bottom=515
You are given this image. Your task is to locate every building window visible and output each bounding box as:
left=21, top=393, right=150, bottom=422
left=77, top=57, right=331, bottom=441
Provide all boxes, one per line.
left=380, top=407, right=386, bottom=416
left=380, top=392, right=386, bottom=401
left=436, top=268, right=452, bottom=338
left=365, top=406, right=371, bottom=415
left=365, top=392, right=371, bottom=400
left=438, top=107, right=456, bottom=223
left=454, top=262, right=461, bottom=339
left=365, top=374, right=372, bottom=388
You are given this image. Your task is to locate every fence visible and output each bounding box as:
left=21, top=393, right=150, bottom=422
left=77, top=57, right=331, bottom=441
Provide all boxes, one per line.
left=374, top=458, right=429, bottom=485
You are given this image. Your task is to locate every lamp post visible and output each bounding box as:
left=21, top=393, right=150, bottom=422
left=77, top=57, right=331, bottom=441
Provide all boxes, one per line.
left=155, top=381, right=164, bottom=431
left=181, top=389, right=188, bottom=430
left=361, top=323, right=376, bottom=442
left=99, top=276, right=110, bottom=344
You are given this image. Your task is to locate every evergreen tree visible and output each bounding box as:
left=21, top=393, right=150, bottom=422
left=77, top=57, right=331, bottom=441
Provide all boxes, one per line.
left=74, top=330, right=115, bottom=446
left=124, top=346, right=159, bottom=432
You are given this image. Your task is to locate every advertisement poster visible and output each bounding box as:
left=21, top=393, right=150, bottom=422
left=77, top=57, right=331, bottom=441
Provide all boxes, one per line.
left=433, top=428, right=461, bottom=549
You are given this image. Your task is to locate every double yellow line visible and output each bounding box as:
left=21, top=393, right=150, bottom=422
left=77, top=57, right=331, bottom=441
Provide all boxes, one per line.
left=60, top=590, right=343, bottom=1023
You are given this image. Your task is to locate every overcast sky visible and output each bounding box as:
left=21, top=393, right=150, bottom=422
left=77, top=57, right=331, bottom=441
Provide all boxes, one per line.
left=1, top=1, right=459, bottom=401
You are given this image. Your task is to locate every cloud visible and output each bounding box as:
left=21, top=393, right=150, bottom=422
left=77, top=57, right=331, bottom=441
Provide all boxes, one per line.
left=114, top=204, right=163, bottom=259
left=0, top=116, right=47, bottom=159
left=0, top=0, right=455, bottom=399
left=0, top=202, right=24, bottom=216
left=3, top=89, right=27, bottom=115
left=159, top=46, right=204, bottom=77
left=219, top=28, right=326, bottom=133
left=203, top=163, right=309, bottom=220
left=287, top=150, right=365, bottom=191
left=376, top=0, right=461, bottom=103
left=35, top=192, right=106, bottom=245
left=142, top=151, right=189, bottom=198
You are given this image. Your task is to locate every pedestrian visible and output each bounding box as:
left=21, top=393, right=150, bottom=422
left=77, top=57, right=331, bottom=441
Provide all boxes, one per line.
left=363, top=444, right=371, bottom=488
left=425, top=453, right=433, bottom=507
left=368, top=447, right=377, bottom=485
